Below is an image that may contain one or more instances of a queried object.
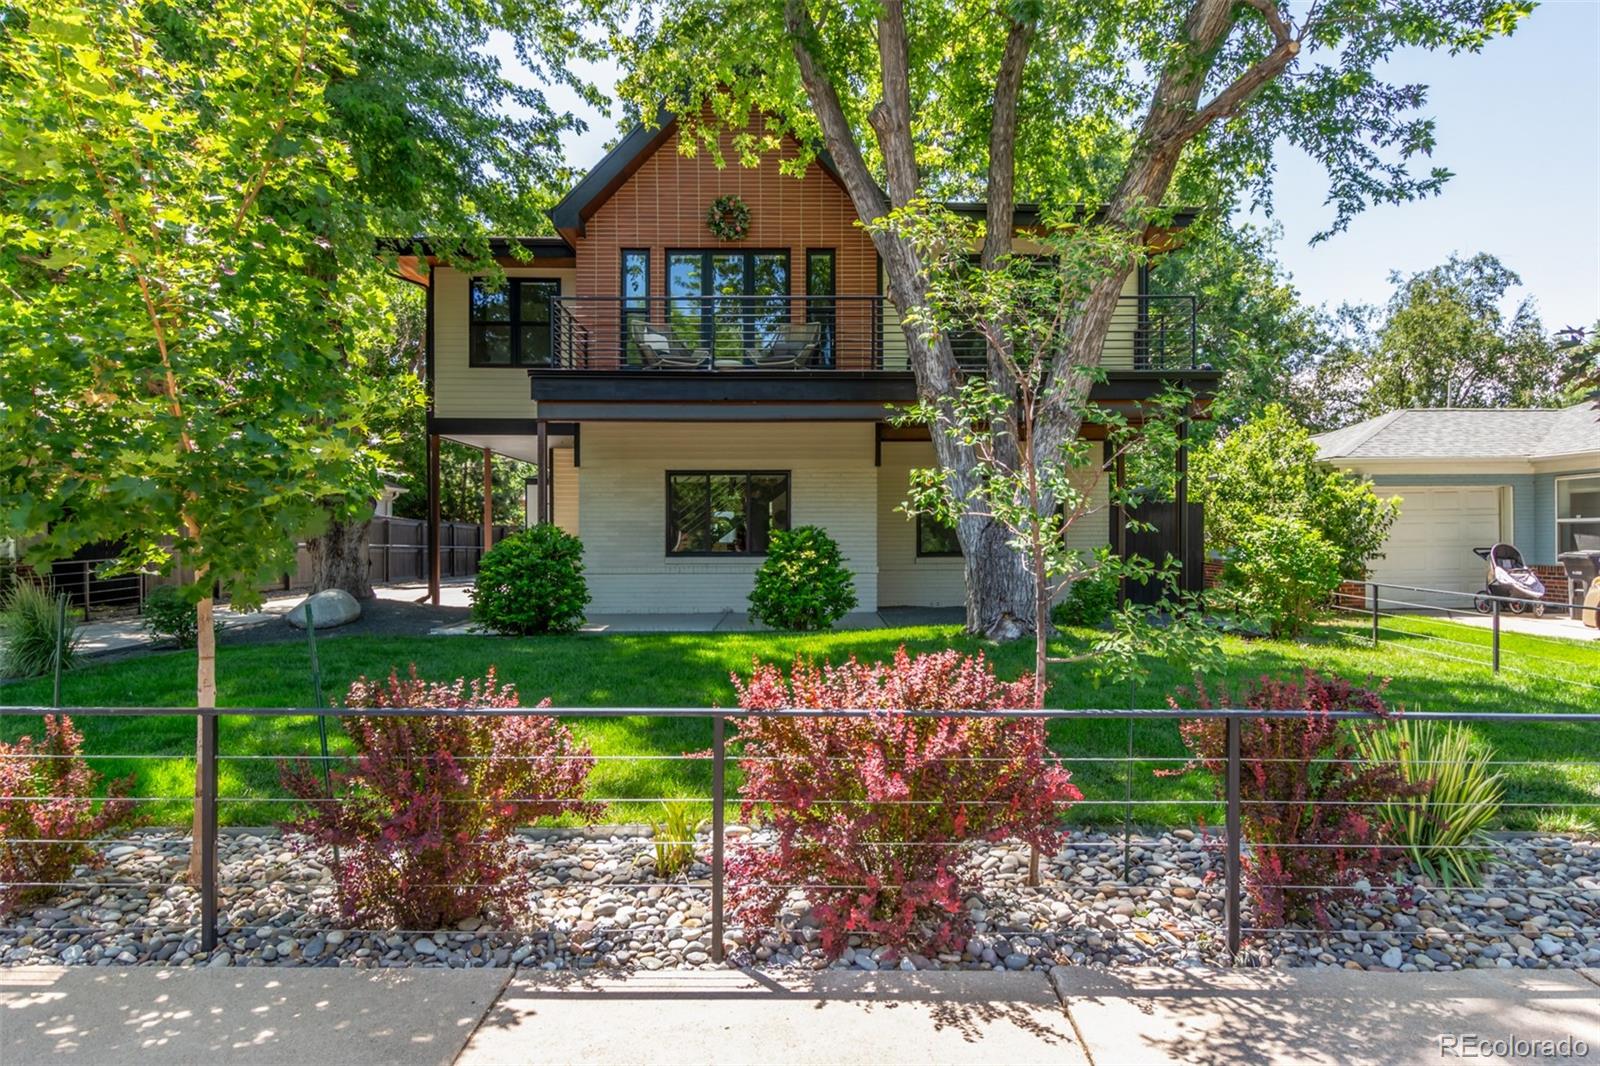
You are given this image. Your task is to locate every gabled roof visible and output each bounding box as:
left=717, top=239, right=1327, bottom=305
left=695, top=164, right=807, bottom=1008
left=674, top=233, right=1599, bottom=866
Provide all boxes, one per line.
left=1313, top=404, right=1600, bottom=462
left=546, top=109, right=1199, bottom=244
left=548, top=107, right=851, bottom=242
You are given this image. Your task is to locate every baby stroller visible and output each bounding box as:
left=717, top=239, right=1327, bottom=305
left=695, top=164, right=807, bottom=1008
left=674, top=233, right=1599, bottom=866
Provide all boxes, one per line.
left=1472, top=544, right=1547, bottom=616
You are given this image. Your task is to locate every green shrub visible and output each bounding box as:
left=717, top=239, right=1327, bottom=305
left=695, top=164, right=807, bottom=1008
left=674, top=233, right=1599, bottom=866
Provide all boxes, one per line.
left=1358, top=719, right=1504, bottom=887
left=0, top=581, right=78, bottom=679
left=471, top=524, right=590, bottom=635
left=142, top=585, right=208, bottom=648
left=1051, top=567, right=1118, bottom=627
left=1216, top=515, right=1341, bottom=637
left=748, top=525, right=857, bottom=630
left=1193, top=405, right=1399, bottom=580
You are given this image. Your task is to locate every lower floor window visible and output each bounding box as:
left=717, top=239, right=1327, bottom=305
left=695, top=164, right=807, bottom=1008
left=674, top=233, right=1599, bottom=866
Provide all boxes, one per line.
left=667, top=472, right=790, bottom=555
left=916, top=514, right=962, bottom=557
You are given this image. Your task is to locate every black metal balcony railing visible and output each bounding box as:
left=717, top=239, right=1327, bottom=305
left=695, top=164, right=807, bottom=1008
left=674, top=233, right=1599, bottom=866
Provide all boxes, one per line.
left=545, top=294, right=1200, bottom=374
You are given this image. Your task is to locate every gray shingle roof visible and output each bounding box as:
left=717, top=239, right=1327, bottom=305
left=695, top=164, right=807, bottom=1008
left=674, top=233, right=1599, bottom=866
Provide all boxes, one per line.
left=1312, top=404, right=1600, bottom=461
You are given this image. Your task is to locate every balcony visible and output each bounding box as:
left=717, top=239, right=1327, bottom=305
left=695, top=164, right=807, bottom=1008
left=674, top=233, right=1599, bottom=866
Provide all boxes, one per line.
left=531, top=294, right=1210, bottom=418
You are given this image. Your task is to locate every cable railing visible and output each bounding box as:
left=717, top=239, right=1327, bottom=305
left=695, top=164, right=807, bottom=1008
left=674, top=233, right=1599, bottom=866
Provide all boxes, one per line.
left=0, top=703, right=1595, bottom=972
left=1331, top=581, right=1600, bottom=688
left=545, top=293, right=1203, bottom=373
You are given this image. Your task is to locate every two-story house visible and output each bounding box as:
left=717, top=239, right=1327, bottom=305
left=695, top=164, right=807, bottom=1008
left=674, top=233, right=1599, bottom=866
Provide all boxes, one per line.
left=392, top=112, right=1217, bottom=615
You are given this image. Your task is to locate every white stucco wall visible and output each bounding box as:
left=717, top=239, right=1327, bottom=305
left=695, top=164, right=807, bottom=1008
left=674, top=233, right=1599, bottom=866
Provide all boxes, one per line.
left=577, top=422, right=879, bottom=613
left=432, top=265, right=575, bottom=421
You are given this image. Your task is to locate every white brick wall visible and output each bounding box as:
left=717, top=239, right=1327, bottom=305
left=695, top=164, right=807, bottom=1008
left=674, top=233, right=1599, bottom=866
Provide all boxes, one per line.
left=432, top=265, right=575, bottom=421
left=550, top=445, right=578, bottom=536
left=876, top=440, right=1109, bottom=608
left=578, top=422, right=879, bottom=613
left=877, top=441, right=966, bottom=607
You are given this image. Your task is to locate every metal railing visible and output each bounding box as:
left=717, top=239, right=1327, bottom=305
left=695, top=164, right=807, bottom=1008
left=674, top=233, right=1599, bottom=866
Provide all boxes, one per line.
left=546, top=293, right=1202, bottom=373
left=1, top=702, right=1595, bottom=969
left=1332, top=581, right=1600, bottom=688
left=1, top=558, right=147, bottom=619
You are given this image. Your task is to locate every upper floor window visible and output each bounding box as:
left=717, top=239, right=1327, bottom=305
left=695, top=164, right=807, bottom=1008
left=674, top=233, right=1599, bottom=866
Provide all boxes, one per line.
left=470, top=277, right=559, bottom=367
left=667, top=471, right=790, bottom=556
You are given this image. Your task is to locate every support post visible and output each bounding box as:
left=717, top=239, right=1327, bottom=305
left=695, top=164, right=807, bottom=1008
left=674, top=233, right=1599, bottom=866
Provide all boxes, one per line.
left=1370, top=584, right=1380, bottom=646
left=198, top=710, right=219, bottom=953
left=535, top=421, right=550, bottom=526
left=1491, top=598, right=1501, bottom=673
left=1175, top=414, right=1189, bottom=593
left=52, top=594, right=66, bottom=708
left=1224, top=714, right=1242, bottom=958
left=426, top=433, right=441, bottom=605
left=482, top=447, right=494, bottom=554
left=711, top=714, right=726, bottom=964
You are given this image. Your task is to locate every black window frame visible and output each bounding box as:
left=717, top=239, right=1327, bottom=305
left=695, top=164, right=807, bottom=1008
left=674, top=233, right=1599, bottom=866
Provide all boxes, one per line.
left=665, top=470, right=792, bottom=557
left=469, top=276, right=562, bottom=368
left=665, top=248, right=792, bottom=355
left=915, top=513, right=963, bottom=558
left=620, top=250, right=650, bottom=363
left=806, top=248, right=836, bottom=368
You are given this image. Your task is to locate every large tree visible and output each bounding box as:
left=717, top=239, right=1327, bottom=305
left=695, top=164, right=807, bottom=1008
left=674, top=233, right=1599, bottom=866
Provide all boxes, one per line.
left=1312, top=252, right=1562, bottom=422
left=1148, top=221, right=1334, bottom=433
left=616, top=0, right=1530, bottom=638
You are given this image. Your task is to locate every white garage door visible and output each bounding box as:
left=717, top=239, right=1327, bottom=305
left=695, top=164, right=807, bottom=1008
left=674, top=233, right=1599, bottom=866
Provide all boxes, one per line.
left=1369, top=486, right=1506, bottom=610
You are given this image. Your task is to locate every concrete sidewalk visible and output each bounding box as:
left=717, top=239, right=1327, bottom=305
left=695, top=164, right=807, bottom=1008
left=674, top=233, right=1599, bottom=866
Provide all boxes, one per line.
left=2, top=965, right=1596, bottom=1065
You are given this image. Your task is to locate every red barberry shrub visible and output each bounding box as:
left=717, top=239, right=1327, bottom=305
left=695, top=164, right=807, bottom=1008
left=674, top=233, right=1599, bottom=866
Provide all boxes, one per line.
left=727, top=648, right=1081, bottom=958
left=0, top=715, right=135, bottom=914
left=1169, top=671, right=1425, bottom=929
left=280, top=667, right=600, bottom=928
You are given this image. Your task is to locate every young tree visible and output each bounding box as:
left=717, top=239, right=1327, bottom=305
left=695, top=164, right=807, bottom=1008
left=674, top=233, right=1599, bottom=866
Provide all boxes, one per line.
left=1314, top=253, right=1562, bottom=418
left=894, top=212, right=1200, bottom=704
left=615, top=0, right=1531, bottom=638
left=0, top=0, right=380, bottom=874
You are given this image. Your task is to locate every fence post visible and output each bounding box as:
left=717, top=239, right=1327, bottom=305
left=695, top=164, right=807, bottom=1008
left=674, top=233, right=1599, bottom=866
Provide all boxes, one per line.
left=711, top=714, right=726, bottom=964
left=1224, top=713, right=1242, bottom=958
left=1370, top=583, right=1380, bottom=646
left=1491, top=598, right=1501, bottom=673
left=198, top=709, right=219, bottom=953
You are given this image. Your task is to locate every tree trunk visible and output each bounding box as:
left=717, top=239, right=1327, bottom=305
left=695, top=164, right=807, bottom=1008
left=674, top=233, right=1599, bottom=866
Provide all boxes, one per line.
left=961, top=517, right=1035, bottom=641
left=187, top=593, right=216, bottom=884
left=305, top=512, right=374, bottom=599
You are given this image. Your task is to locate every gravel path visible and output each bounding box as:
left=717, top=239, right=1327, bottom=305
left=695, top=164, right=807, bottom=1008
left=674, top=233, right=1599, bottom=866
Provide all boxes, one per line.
left=3, top=828, right=1596, bottom=972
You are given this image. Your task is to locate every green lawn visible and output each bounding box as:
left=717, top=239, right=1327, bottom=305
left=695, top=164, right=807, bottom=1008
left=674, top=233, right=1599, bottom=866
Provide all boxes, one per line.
left=3, top=616, right=1596, bottom=830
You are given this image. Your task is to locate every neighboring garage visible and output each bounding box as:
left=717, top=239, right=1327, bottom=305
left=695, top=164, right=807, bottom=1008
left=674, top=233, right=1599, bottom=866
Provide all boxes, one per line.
left=1313, top=404, right=1600, bottom=614
left=1364, top=485, right=1510, bottom=608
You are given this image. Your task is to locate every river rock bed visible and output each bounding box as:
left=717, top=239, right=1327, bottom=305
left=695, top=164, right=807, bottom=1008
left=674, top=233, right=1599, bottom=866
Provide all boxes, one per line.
left=2, top=828, right=1596, bottom=972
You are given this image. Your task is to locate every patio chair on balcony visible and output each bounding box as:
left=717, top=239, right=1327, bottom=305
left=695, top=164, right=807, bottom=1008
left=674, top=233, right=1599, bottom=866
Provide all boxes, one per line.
left=629, top=319, right=711, bottom=369
left=746, top=321, right=822, bottom=369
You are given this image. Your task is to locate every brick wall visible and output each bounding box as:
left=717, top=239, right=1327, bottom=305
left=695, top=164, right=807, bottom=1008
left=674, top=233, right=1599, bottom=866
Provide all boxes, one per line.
left=572, top=114, right=881, bottom=369
left=576, top=421, right=879, bottom=613
left=1531, top=564, right=1569, bottom=606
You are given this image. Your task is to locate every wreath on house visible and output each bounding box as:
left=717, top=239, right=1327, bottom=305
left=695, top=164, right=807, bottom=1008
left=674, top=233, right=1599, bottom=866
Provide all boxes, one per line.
left=705, top=194, right=750, bottom=241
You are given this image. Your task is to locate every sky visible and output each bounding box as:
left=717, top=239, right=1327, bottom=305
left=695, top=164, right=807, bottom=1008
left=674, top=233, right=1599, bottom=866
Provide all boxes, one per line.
left=509, top=2, right=1600, bottom=328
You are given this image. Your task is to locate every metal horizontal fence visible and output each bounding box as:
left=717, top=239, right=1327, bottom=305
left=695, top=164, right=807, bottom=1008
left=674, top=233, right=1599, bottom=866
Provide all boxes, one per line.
left=0, top=703, right=1596, bottom=970
left=1331, top=581, right=1600, bottom=689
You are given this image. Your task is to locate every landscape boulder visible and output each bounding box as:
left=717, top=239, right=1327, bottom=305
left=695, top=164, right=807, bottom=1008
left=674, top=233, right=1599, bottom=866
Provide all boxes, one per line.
left=285, top=589, right=362, bottom=630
